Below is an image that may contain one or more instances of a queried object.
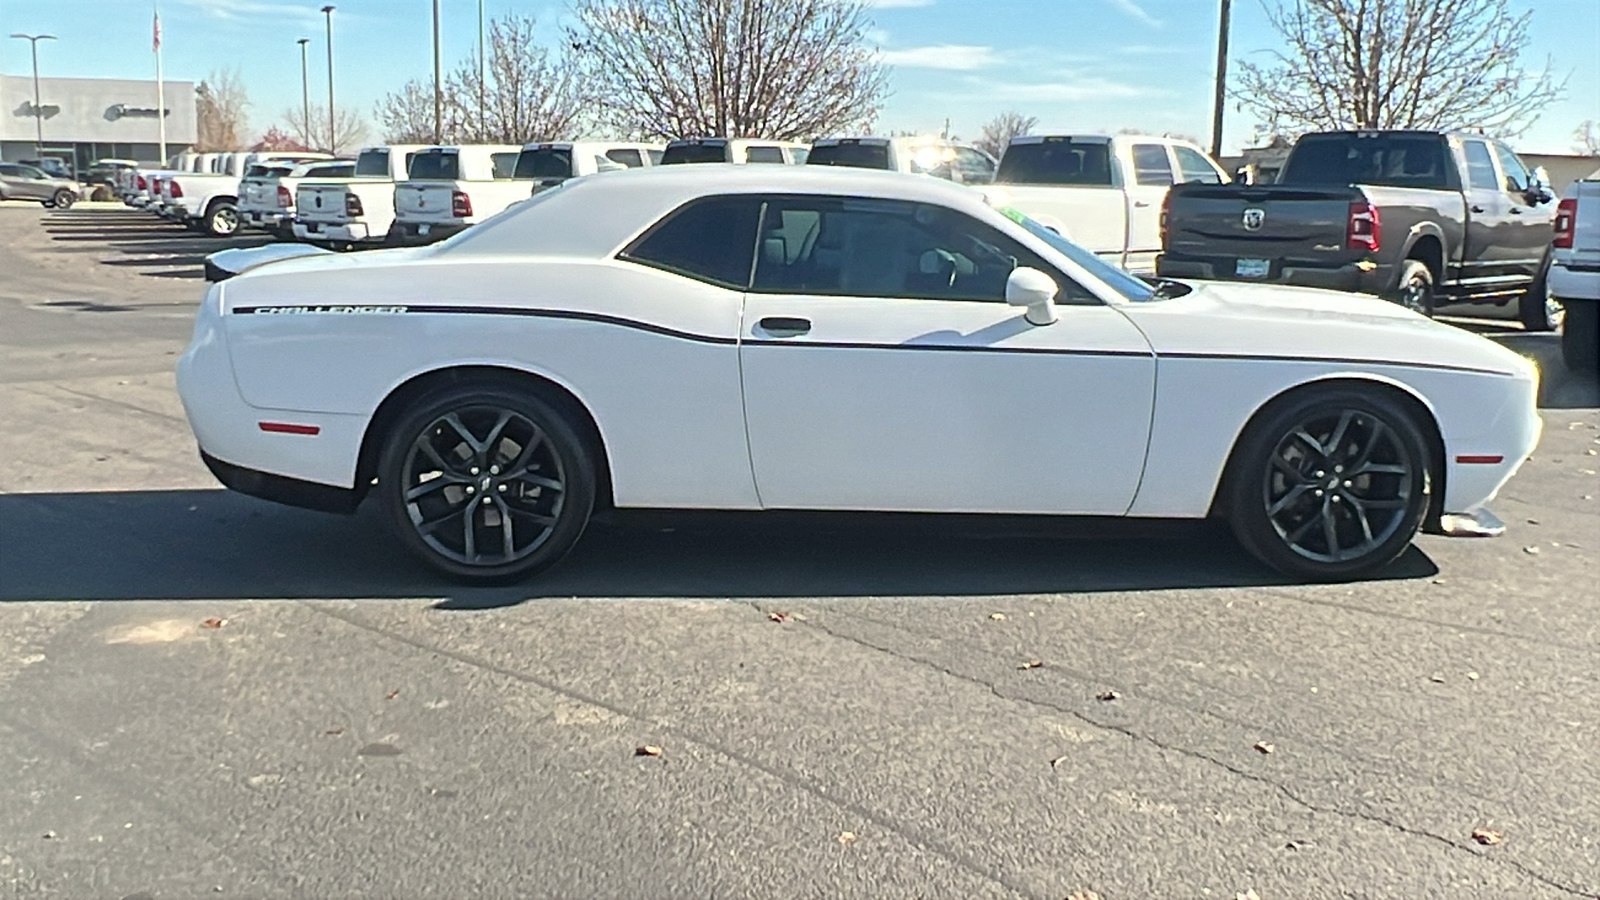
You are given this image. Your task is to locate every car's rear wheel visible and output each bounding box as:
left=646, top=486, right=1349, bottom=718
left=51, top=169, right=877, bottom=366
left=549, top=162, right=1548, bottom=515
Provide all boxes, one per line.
left=1226, top=387, right=1431, bottom=580
left=1392, top=260, right=1435, bottom=316
left=204, top=201, right=239, bottom=237
left=376, top=382, right=597, bottom=583
left=1562, top=301, right=1599, bottom=373
left=1518, top=259, right=1561, bottom=332
left=51, top=189, right=76, bottom=210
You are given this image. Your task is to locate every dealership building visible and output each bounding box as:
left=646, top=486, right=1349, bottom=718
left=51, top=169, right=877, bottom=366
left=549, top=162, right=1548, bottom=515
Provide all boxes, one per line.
left=2, top=74, right=195, bottom=172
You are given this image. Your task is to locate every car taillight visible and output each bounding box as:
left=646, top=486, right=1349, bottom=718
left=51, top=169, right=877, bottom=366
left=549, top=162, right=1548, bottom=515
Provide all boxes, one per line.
left=451, top=190, right=472, bottom=218
left=1346, top=200, right=1379, bottom=252
left=169, top=180, right=184, bottom=198
left=345, top=192, right=364, bottom=217
left=1553, top=197, right=1577, bottom=249
left=277, top=185, right=292, bottom=208
left=1159, top=192, right=1172, bottom=246
left=136, top=174, right=146, bottom=190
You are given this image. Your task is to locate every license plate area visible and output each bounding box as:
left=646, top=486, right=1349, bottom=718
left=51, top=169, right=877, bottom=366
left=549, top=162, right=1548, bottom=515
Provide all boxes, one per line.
left=1235, top=258, right=1271, bottom=278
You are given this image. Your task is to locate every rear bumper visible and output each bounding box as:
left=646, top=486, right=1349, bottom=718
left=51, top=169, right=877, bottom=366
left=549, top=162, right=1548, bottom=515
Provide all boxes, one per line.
left=241, top=208, right=291, bottom=230
left=1157, top=253, right=1395, bottom=296
left=390, top=220, right=469, bottom=245
left=294, top=220, right=373, bottom=242
left=1549, top=262, right=1600, bottom=302
left=201, top=450, right=361, bottom=514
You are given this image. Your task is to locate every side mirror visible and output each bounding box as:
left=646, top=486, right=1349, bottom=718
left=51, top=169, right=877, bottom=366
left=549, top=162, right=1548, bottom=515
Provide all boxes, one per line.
left=1006, top=267, right=1059, bottom=325
left=1526, top=166, right=1554, bottom=205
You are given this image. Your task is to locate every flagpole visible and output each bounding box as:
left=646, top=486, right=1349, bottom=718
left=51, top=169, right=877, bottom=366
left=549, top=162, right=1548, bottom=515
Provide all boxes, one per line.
left=154, top=3, right=167, bottom=162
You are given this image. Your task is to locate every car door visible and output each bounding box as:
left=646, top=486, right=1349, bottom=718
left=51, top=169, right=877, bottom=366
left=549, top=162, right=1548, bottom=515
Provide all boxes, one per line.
left=738, top=195, right=1156, bottom=515
left=1492, top=141, right=1557, bottom=278
left=3, top=165, right=51, bottom=201
left=1459, top=138, right=1512, bottom=283
left=1123, top=143, right=1176, bottom=272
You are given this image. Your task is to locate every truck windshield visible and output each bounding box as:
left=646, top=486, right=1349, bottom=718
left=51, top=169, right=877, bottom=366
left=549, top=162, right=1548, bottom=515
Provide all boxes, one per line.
left=408, top=152, right=460, bottom=180
left=1280, top=134, right=1451, bottom=189
left=354, top=149, right=389, bottom=177
left=515, top=148, right=574, bottom=179
left=661, top=143, right=729, bottom=164
left=995, top=140, right=1115, bottom=186
left=806, top=142, right=891, bottom=170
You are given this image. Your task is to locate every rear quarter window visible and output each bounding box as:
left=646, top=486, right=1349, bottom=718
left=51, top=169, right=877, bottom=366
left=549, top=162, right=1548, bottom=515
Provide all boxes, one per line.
left=619, top=196, right=762, bottom=288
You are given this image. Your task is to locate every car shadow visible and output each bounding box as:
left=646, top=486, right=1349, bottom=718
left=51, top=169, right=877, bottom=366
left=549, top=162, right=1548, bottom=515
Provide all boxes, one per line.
left=1442, top=316, right=1600, bottom=409
left=0, top=489, right=1438, bottom=607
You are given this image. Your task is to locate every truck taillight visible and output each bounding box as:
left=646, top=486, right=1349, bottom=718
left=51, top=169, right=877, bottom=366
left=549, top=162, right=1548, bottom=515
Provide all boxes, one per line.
left=169, top=180, right=184, bottom=198
left=135, top=174, right=146, bottom=190
left=345, top=192, right=364, bottom=217
left=1346, top=200, right=1379, bottom=252
left=277, top=185, right=292, bottom=208
left=451, top=190, right=473, bottom=218
left=1159, top=192, right=1172, bottom=246
left=1553, top=198, right=1577, bottom=249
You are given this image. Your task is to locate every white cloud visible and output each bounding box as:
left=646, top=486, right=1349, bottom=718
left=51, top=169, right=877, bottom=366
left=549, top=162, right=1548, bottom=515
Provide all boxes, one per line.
left=881, top=44, right=997, bottom=71
left=967, top=76, right=1151, bottom=102
left=1104, top=0, right=1162, bottom=27
left=868, top=0, right=936, bottom=7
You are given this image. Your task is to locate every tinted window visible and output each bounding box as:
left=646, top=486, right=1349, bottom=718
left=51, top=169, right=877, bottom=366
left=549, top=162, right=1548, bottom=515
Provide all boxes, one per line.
left=1462, top=141, right=1498, bottom=191
left=661, top=143, right=729, bottom=165
left=1131, top=144, right=1174, bottom=186
left=490, top=152, right=519, bottom=179
left=515, top=148, right=574, bottom=179
left=305, top=164, right=353, bottom=177
left=1492, top=143, right=1529, bottom=193
left=408, top=151, right=460, bottom=180
left=751, top=196, right=1080, bottom=304
left=1173, top=145, right=1223, bottom=184
left=621, top=196, right=762, bottom=288
left=745, top=146, right=786, bottom=164
left=355, top=149, right=389, bottom=177
left=952, top=147, right=996, bottom=184
left=605, top=148, right=645, bottom=168
left=647, top=149, right=665, bottom=165
left=0, top=164, right=17, bottom=176
left=1280, top=134, right=1451, bottom=188
left=995, top=140, right=1115, bottom=186
left=790, top=148, right=809, bottom=165
left=806, top=142, right=892, bottom=170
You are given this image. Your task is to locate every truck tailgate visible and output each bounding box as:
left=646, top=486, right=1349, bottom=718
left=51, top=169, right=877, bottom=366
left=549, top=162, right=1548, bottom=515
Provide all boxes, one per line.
left=394, top=182, right=460, bottom=223
left=1165, top=185, right=1356, bottom=262
left=297, top=183, right=354, bottom=223
left=241, top=178, right=275, bottom=209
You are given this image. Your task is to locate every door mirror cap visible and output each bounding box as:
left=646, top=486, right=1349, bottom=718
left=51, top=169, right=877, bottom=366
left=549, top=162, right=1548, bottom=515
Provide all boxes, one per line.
left=1526, top=166, right=1554, bottom=205
left=1006, top=267, right=1059, bottom=325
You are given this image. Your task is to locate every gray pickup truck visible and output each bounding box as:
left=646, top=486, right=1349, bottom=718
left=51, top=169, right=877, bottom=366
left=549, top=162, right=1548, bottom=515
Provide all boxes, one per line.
left=1156, top=130, right=1560, bottom=330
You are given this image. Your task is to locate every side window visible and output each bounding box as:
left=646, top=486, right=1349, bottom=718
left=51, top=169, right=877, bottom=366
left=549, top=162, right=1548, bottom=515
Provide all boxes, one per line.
left=1462, top=141, right=1498, bottom=191
left=1492, top=143, right=1529, bottom=193
left=745, top=146, right=786, bottom=164
left=789, top=147, right=809, bottom=165
left=1130, top=144, right=1175, bottom=186
left=490, top=152, right=520, bottom=179
left=619, top=196, right=763, bottom=289
left=750, top=196, right=1087, bottom=304
left=605, top=148, right=645, bottom=168
left=954, top=147, right=996, bottom=184
left=1173, top=145, right=1223, bottom=184
left=647, top=149, right=664, bottom=166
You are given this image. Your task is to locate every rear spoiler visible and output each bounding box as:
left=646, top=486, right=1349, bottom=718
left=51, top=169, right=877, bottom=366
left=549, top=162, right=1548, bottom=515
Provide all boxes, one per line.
left=204, top=244, right=334, bottom=282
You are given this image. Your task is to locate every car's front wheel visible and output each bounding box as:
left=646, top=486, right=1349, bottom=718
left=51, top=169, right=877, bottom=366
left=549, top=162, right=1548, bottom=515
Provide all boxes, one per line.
left=51, top=189, right=76, bottom=210
left=1225, top=387, right=1431, bottom=581
left=376, top=381, right=597, bottom=583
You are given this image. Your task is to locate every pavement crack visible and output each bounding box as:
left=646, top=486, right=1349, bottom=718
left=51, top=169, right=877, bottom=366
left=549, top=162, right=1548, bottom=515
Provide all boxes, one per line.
left=778, top=605, right=1595, bottom=899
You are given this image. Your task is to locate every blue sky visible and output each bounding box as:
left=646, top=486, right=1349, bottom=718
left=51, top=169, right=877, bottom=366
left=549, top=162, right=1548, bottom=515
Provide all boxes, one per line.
left=3, top=0, right=1597, bottom=154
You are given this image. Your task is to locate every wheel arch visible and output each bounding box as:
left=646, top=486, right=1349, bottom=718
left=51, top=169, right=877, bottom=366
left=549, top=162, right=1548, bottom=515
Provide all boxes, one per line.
left=1207, top=374, right=1447, bottom=529
left=204, top=194, right=238, bottom=215
left=353, top=364, right=614, bottom=509
left=1400, top=230, right=1445, bottom=287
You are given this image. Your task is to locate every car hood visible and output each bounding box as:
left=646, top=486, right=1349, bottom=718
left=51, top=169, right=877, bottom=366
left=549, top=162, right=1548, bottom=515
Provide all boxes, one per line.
left=1124, top=280, right=1536, bottom=378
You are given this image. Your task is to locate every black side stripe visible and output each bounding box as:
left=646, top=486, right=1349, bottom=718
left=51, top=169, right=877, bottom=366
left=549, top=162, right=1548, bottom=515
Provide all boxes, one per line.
left=230, top=304, right=1516, bottom=375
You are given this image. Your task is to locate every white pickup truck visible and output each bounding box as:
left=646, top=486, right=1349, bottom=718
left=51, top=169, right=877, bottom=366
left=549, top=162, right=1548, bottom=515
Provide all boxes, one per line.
left=1551, top=177, right=1600, bottom=373
left=660, top=137, right=809, bottom=165
left=162, top=151, right=331, bottom=236
left=238, top=158, right=354, bottom=237
left=984, top=134, right=1229, bottom=274
left=293, top=144, right=430, bottom=248
left=807, top=136, right=995, bottom=183
left=389, top=144, right=525, bottom=244
left=515, top=141, right=664, bottom=193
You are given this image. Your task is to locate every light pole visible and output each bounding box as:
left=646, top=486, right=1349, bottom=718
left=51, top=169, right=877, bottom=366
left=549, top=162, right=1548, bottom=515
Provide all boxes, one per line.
left=9, top=33, right=57, bottom=154
left=297, top=38, right=311, bottom=148
left=432, top=0, right=442, bottom=144
left=478, top=0, right=486, bottom=141
left=321, top=5, right=336, bottom=152
left=1210, top=0, right=1232, bottom=160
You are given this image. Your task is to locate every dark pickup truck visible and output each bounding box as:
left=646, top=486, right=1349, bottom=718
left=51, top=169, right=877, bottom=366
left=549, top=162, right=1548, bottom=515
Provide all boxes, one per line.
left=1156, top=130, right=1561, bottom=330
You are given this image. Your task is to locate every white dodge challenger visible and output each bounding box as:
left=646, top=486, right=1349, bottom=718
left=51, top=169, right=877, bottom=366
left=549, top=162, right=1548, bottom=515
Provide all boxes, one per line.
left=177, top=165, right=1541, bottom=583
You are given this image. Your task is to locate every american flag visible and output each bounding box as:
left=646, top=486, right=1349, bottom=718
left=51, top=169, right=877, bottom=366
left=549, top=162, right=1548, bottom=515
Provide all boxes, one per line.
left=152, top=10, right=161, bottom=52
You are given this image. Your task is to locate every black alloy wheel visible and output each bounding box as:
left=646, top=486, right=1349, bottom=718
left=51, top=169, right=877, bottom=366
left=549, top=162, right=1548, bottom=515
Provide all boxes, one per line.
left=377, top=382, right=597, bottom=583
left=1227, top=388, right=1431, bottom=580
left=1392, top=260, right=1435, bottom=317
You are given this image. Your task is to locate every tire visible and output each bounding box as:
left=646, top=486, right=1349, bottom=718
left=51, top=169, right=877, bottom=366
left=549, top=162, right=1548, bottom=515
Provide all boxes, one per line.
left=1390, top=259, right=1435, bottom=316
left=1518, top=258, right=1561, bottom=332
left=51, top=189, right=75, bottom=210
left=1562, top=301, right=1599, bottom=373
left=376, top=381, right=597, bottom=583
left=203, top=201, right=239, bottom=237
left=1225, top=387, right=1432, bottom=581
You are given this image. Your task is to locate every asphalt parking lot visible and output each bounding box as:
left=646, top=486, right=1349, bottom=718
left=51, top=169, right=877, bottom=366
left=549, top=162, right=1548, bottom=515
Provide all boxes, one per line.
left=1, top=202, right=1597, bottom=899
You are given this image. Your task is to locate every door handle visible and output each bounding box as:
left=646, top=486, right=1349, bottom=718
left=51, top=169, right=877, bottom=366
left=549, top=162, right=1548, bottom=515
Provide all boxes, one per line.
left=1133, top=200, right=1151, bottom=208
left=757, top=316, right=811, bottom=337
left=1470, top=205, right=1485, bottom=213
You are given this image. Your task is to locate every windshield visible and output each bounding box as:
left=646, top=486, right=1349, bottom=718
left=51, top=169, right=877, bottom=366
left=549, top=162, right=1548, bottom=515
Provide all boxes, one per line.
left=998, top=207, right=1155, bottom=302
left=661, top=143, right=729, bottom=165
left=995, top=140, right=1115, bottom=186
left=1280, top=134, right=1453, bottom=189
left=515, top=148, right=574, bottom=179
left=807, top=142, right=891, bottom=170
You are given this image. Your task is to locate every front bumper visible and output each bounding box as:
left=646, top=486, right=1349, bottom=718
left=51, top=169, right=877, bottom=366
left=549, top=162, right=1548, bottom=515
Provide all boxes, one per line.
left=1157, top=253, right=1396, bottom=296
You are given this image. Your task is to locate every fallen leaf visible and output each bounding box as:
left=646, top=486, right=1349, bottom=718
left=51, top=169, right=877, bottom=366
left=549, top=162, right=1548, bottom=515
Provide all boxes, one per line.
left=1050, top=755, right=1070, bottom=768
left=384, top=689, right=400, bottom=700
left=1284, top=839, right=1306, bottom=850
left=1471, top=827, right=1503, bottom=846
left=1254, top=741, right=1276, bottom=754
left=767, top=611, right=790, bottom=623
left=1523, top=546, right=1541, bottom=555
left=635, top=745, right=663, bottom=757
left=41, top=830, right=57, bottom=839
left=1236, top=891, right=1262, bottom=900
left=989, top=613, right=1007, bottom=621
left=1430, top=674, right=1447, bottom=683
left=324, top=727, right=344, bottom=736
left=837, top=831, right=857, bottom=844
left=1096, top=690, right=1121, bottom=701
left=200, top=617, right=226, bottom=629
left=1467, top=671, right=1480, bottom=681
left=1066, top=892, right=1104, bottom=900
left=1017, top=659, right=1044, bottom=670
left=1526, top=518, right=1540, bottom=525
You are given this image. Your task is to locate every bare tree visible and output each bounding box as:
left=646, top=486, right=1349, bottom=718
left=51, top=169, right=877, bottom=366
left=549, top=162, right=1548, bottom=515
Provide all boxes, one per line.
left=569, top=0, right=889, bottom=140
left=283, top=103, right=370, bottom=154
left=195, top=68, right=250, bottom=151
left=1235, top=0, right=1564, bottom=138
left=448, top=13, right=589, bottom=144
left=1576, top=120, right=1600, bottom=157
left=375, top=79, right=453, bottom=144
left=975, top=110, right=1037, bottom=158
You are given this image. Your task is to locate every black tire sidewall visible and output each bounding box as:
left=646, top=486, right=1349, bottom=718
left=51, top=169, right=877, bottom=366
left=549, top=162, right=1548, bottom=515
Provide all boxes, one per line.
left=1394, top=260, right=1434, bottom=316
left=52, top=190, right=75, bottom=209
left=1518, top=257, right=1554, bottom=331
left=376, top=381, right=597, bottom=584
left=206, top=202, right=236, bottom=236
left=1226, top=388, right=1431, bottom=581
left=1561, top=301, right=1599, bottom=373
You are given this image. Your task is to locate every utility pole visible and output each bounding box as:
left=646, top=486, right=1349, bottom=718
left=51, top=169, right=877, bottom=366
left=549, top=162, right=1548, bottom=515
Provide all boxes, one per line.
left=297, top=38, right=311, bottom=148
left=432, top=0, right=443, bottom=144
left=478, top=0, right=486, bottom=141
left=9, top=33, right=56, bottom=154
left=1210, top=0, right=1231, bottom=159
left=321, top=5, right=336, bottom=152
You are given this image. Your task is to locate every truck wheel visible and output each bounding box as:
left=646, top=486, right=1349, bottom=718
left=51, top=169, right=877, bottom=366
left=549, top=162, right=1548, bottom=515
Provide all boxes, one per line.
left=1562, top=301, right=1599, bottom=373
left=204, top=201, right=239, bottom=237
left=1392, top=260, right=1434, bottom=317
left=1518, top=258, right=1561, bottom=332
